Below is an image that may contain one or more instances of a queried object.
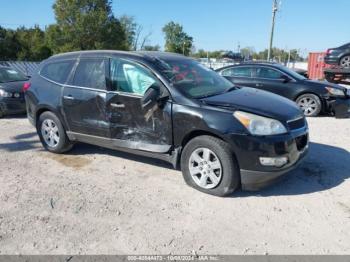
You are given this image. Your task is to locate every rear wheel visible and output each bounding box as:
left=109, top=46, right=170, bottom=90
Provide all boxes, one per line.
left=339, top=55, right=350, bottom=68
left=37, top=111, right=73, bottom=153
left=296, top=94, right=322, bottom=117
left=181, top=135, right=240, bottom=197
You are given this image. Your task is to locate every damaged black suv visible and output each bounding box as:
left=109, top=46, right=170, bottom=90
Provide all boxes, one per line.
left=26, top=51, right=309, bottom=196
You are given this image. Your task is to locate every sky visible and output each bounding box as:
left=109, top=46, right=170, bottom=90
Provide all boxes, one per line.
left=0, top=0, right=349, bottom=55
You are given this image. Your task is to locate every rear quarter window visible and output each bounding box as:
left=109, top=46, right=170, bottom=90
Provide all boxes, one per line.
left=40, top=61, right=75, bottom=84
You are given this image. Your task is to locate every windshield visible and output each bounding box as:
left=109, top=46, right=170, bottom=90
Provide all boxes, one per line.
left=0, top=68, right=28, bottom=83
left=155, top=58, right=234, bottom=99
left=277, top=65, right=307, bottom=81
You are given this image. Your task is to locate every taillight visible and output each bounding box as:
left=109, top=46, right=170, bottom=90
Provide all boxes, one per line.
left=22, top=82, right=31, bottom=92
left=326, top=49, right=333, bottom=55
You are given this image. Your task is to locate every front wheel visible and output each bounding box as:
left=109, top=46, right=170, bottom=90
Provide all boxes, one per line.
left=37, top=111, right=73, bottom=153
left=181, top=135, right=240, bottom=197
left=296, top=94, right=322, bottom=117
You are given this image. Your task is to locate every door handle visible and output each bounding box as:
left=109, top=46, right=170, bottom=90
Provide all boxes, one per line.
left=255, top=83, right=263, bottom=87
left=110, top=103, right=125, bottom=108
left=63, top=95, right=75, bottom=100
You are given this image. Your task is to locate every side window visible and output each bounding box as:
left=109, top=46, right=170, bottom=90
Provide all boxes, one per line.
left=221, top=68, right=234, bottom=77
left=110, top=58, right=159, bottom=95
left=73, top=59, right=106, bottom=90
left=256, top=67, right=284, bottom=79
left=40, top=61, right=74, bottom=84
left=224, top=67, right=253, bottom=77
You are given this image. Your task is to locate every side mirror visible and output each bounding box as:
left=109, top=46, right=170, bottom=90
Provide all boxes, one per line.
left=141, top=85, right=160, bottom=110
left=280, top=75, right=291, bottom=83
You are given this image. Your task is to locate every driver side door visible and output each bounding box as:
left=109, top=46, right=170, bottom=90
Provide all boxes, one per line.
left=253, top=66, right=295, bottom=99
left=106, top=58, right=173, bottom=153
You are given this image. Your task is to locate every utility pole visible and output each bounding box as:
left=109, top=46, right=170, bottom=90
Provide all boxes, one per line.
left=267, top=0, right=279, bottom=61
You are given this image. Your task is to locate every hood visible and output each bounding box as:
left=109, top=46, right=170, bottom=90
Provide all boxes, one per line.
left=201, top=87, right=303, bottom=121
left=0, top=81, right=26, bottom=93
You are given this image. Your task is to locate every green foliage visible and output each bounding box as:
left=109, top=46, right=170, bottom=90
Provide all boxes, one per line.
left=162, top=21, right=193, bottom=56
left=50, top=0, right=127, bottom=52
left=192, top=47, right=305, bottom=62
left=142, top=45, right=160, bottom=51
left=0, top=26, right=51, bottom=61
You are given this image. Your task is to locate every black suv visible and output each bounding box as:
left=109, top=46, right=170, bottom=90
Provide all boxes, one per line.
left=26, top=51, right=309, bottom=196
left=216, top=63, right=350, bottom=118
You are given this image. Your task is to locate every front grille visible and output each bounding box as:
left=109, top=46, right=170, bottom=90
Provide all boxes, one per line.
left=295, top=134, right=308, bottom=152
left=288, top=117, right=306, bottom=130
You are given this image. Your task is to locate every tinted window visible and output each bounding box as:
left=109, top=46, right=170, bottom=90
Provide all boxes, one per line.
left=110, top=58, right=159, bottom=95
left=73, top=59, right=106, bottom=90
left=41, top=61, right=74, bottom=84
left=222, top=67, right=253, bottom=77
left=0, top=68, right=28, bottom=83
left=256, top=67, right=284, bottom=79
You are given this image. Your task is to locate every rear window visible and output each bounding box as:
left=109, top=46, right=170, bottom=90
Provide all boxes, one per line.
left=73, top=59, right=106, bottom=90
left=40, top=61, right=74, bottom=84
left=222, top=67, right=253, bottom=77
left=0, top=68, right=28, bottom=83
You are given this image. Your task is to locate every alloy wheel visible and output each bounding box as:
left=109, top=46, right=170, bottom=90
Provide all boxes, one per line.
left=297, top=97, right=318, bottom=116
left=41, top=119, right=60, bottom=148
left=340, top=56, right=350, bottom=68
left=188, top=147, right=222, bottom=189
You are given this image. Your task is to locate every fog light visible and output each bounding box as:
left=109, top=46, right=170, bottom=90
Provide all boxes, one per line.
left=259, top=157, right=288, bottom=167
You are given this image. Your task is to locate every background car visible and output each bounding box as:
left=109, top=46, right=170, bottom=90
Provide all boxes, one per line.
left=216, top=63, right=350, bottom=117
left=0, top=66, right=29, bottom=118
left=325, top=43, right=350, bottom=67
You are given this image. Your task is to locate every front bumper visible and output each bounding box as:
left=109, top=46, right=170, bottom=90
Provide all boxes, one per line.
left=225, top=126, right=309, bottom=191
left=0, top=98, right=26, bottom=116
left=327, top=97, right=350, bottom=118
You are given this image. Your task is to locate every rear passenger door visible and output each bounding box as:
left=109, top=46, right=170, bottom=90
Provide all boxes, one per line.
left=62, top=58, right=109, bottom=137
left=220, top=66, right=255, bottom=87
left=106, top=57, right=172, bottom=153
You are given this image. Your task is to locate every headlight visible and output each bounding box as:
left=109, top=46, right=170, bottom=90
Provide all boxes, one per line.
left=233, top=111, right=287, bottom=136
left=326, top=87, right=345, bottom=97
left=0, top=89, right=12, bottom=98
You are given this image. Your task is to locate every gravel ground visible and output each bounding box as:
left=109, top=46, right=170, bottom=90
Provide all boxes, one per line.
left=0, top=115, right=349, bottom=255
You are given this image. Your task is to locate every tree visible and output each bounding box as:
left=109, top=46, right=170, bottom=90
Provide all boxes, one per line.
left=0, top=27, right=20, bottom=60
left=142, top=45, right=160, bottom=51
left=240, top=47, right=256, bottom=60
left=162, top=21, right=193, bottom=56
left=120, top=15, right=152, bottom=51
left=48, top=0, right=127, bottom=53
left=15, top=26, right=52, bottom=61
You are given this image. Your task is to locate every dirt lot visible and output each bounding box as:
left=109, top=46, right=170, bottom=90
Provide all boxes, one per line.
left=0, top=115, right=349, bottom=255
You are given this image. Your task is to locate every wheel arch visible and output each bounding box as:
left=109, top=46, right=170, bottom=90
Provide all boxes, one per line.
left=35, top=105, right=68, bottom=130
left=294, top=92, right=326, bottom=113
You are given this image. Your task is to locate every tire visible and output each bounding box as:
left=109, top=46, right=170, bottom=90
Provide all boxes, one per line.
left=180, top=135, right=240, bottom=197
left=296, top=93, right=322, bottom=117
left=339, top=55, right=350, bottom=68
left=37, top=111, right=73, bottom=153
